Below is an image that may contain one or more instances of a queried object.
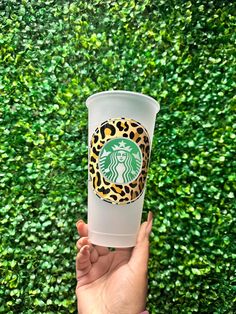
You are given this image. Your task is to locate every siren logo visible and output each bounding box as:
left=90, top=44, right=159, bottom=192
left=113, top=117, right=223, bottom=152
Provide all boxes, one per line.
left=99, top=138, right=142, bottom=184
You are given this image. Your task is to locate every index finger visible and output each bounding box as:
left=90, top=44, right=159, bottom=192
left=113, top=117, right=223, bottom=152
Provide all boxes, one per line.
left=76, top=220, right=88, bottom=237
left=129, top=211, right=153, bottom=272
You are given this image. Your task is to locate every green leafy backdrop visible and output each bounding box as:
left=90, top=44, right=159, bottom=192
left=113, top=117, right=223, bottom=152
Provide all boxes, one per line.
left=0, top=1, right=235, bottom=313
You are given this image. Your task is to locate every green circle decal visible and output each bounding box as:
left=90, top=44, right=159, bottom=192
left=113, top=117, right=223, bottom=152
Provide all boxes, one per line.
left=99, top=138, right=142, bottom=185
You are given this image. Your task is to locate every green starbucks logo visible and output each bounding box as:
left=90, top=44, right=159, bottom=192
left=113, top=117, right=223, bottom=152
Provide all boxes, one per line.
left=99, top=138, right=142, bottom=184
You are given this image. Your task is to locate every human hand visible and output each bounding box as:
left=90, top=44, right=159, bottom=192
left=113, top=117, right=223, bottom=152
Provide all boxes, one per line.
left=75, top=212, right=153, bottom=314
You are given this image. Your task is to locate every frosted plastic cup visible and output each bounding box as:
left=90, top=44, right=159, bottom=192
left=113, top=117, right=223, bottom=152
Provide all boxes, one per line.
left=86, top=91, right=160, bottom=247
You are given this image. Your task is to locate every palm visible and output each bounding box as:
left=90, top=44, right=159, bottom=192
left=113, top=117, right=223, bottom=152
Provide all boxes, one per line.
left=75, top=216, right=152, bottom=314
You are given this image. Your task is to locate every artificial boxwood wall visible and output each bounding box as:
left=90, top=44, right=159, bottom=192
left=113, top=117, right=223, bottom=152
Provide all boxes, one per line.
left=0, top=1, right=235, bottom=313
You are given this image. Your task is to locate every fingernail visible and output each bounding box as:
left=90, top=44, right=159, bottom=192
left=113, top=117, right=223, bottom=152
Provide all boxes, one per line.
left=76, top=219, right=84, bottom=228
left=146, top=211, right=153, bottom=235
left=82, top=245, right=90, bottom=255
left=147, top=211, right=153, bottom=226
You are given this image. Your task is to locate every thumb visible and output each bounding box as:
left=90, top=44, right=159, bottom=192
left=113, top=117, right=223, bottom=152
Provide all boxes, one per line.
left=129, top=212, right=153, bottom=272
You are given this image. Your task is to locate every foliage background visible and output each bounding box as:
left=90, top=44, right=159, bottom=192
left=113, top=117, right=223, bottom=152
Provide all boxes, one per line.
left=0, top=0, right=235, bottom=313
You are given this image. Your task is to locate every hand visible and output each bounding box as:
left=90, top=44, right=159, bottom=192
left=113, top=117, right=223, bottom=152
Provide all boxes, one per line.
left=75, top=212, right=153, bottom=314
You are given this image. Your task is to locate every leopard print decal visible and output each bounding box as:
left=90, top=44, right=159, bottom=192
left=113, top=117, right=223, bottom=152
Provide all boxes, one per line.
left=89, top=118, right=150, bottom=205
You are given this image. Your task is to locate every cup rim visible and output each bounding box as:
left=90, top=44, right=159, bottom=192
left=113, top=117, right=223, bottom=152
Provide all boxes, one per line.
left=86, top=90, right=160, bottom=113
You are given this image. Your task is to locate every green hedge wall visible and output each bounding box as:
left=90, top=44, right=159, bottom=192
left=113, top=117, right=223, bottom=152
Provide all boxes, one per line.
left=0, top=1, right=235, bottom=313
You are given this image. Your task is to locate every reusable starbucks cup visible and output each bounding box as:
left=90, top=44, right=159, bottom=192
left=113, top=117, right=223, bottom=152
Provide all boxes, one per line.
left=86, top=91, right=160, bottom=247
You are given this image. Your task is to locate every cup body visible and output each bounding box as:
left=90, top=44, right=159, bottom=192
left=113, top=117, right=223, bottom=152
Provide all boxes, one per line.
left=86, top=91, right=160, bottom=247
